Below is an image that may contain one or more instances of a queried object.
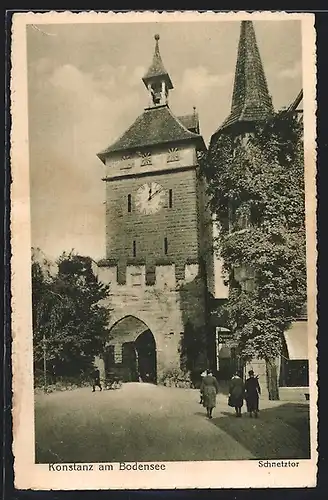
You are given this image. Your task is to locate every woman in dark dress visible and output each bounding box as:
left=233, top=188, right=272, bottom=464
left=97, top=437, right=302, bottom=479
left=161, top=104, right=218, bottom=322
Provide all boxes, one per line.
left=244, top=370, right=261, bottom=418
left=200, top=370, right=219, bottom=419
left=229, top=372, right=244, bottom=417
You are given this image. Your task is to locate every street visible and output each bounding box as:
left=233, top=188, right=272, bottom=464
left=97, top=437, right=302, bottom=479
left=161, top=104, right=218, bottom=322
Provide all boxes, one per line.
left=35, top=383, right=310, bottom=463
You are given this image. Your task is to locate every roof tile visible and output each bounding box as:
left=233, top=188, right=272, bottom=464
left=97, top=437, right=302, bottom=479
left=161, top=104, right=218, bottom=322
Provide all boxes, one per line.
left=98, top=105, right=204, bottom=161
left=215, top=21, right=274, bottom=134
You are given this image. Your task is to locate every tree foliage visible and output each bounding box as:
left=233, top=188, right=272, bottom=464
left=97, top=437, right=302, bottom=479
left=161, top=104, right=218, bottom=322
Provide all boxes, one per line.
left=179, top=321, right=207, bottom=376
left=203, top=112, right=306, bottom=364
left=32, top=251, right=111, bottom=377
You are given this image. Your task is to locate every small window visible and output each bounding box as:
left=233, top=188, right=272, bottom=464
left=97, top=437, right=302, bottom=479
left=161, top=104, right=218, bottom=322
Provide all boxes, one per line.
left=131, top=273, right=142, bottom=287
left=169, top=189, right=173, bottom=208
left=133, top=240, right=136, bottom=257
left=139, top=151, right=152, bottom=166
left=128, top=194, right=132, bottom=213
left=167, top=147, right=180, bottom=163
left=120, top=155, right=134, bottom=170
left=164, top=237, right=168, bottom=255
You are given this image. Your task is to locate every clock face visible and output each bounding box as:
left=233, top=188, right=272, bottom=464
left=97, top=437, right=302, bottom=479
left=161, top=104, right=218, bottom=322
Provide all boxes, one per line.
left=135, top=182, right=166, bottom=215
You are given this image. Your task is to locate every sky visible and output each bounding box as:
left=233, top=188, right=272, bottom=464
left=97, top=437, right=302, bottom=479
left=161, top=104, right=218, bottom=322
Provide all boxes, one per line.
left=27, top=19, right=302, bottom=261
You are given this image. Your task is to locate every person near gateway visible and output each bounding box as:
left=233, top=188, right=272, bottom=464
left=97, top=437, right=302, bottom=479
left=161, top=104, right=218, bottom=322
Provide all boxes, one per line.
left=199, top=369, right=207, bottom=404
left=92, top=368, right=102, bottom=392
left=228, top=371, right=245, bottom=417
left=244, top=370, right=261, bottom=418
left=200, top=369, right=219, bottom=419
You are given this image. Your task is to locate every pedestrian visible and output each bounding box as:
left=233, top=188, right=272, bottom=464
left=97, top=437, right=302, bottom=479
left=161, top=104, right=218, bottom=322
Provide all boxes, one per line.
left=228, top=371, right=244, bottom=417
left=244, top=370, right=261, bottom=418
left=199, top=370, right=207, bottom=404
left=200, top=369, right=219, bottom=419
left=92, top=368, right=102, bottom=392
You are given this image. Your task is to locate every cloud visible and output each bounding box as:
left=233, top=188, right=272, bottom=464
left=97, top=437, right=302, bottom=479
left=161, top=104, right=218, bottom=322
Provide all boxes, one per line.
left=29, top=61, right=144, bottom=259
left=276, top=61, right=302, bottom=80
left=129, top=66, right=146, bottom=86
left=180, top=66, right=233, bottom=97
left=50, top=64, right=90, bottom=92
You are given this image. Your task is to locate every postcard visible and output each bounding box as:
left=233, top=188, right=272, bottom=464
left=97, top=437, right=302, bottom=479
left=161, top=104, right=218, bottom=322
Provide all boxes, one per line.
left=10, top=10, right=317, bottom=490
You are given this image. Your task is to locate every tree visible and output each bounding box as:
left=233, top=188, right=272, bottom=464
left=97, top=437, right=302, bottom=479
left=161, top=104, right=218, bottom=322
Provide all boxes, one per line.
left=32, top=251, right=111, bottom=379
left=203, top=112, right=306, bottom=399
left=179, top=321, right=207, bottom=377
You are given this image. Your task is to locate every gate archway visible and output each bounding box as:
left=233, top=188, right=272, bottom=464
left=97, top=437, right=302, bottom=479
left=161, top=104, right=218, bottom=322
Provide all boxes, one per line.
left=105, top=315, right=157, bottom=383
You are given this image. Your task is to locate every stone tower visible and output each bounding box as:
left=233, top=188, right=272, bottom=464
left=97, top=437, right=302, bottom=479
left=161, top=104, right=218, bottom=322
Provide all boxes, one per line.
left=208, top=21, right=308, bottom=396
left=95, top=35, right=214, bottom=384
left=208, top=20, right=275, bottom=387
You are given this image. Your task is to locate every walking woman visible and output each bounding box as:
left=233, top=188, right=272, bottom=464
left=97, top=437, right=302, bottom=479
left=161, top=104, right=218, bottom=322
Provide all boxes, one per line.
left=228, top=371, right=244, bottom=417
left=200, top=370, right=219, bottom=419
left=244, top=370, right=261, bottom=418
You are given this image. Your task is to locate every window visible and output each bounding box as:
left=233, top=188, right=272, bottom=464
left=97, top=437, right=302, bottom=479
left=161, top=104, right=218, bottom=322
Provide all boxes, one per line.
left=127, top=194, right=132, bottom=213
left=120, top=155, right=134, bottom=170
left=139, top=151, right=152, bottom=166
left=131, top=273, right=142, bottom=287
left=164, top=237, right=168, bottom=255
left=167, top=147, right=180, bottom=163
left=133, top=240, right=136, bottom=257
left=169, top=189, right=173, bottom=208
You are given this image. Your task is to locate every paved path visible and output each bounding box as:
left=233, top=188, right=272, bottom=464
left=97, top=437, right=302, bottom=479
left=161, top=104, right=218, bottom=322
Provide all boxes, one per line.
left=35, top=383, right=310, bottom=463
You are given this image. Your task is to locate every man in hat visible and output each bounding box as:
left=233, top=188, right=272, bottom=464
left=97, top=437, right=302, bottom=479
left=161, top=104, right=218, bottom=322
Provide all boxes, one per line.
left=244, top=370, right=261, bottom=418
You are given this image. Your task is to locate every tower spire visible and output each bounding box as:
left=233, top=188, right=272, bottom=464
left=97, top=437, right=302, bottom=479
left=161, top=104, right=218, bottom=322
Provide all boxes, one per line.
left=221, top=21, right=274, bottom=131
left=142, top=34, right=173, bottom=107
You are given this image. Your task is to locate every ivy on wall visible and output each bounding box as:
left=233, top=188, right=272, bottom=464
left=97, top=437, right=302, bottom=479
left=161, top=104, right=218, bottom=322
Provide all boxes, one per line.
left=202, top=112, right=306, bottom=398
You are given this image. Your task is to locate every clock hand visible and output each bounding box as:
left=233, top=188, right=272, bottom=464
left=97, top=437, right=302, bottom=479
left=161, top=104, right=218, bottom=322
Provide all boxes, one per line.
left=149, top=189, right=163, bottom=200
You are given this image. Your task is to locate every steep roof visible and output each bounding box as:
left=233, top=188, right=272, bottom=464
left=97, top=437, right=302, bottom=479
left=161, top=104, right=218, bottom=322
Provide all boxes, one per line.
left=97, top=105, right=205, bottom=161
left=216, top=21, right=274, bottom=134
left=177, top=111, right=200, bottom=134
left=142, top=34, right=173, bottom=90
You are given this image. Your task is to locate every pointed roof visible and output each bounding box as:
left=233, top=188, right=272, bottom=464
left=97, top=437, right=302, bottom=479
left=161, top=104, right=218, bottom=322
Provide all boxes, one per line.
left=178, top=108, right=200, bottom=134
left=218, top=21, right=274, bottom=133
left=142, top=34, right=173, bottom=89
left=97, top=105, right=205, bottom=162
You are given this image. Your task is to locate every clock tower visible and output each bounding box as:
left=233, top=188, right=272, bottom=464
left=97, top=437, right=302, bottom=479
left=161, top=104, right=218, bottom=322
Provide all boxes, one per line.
left=95, top=35, right=214, bottom=384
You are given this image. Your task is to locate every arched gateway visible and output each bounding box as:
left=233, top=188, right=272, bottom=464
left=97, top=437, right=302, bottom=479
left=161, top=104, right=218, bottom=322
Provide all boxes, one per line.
left=103, top=315, right=157, bottom=384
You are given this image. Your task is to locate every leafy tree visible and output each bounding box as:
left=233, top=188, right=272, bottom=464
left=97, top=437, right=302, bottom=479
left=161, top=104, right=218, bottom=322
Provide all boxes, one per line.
left=179, top=321, right=207, bottom=379
left=32, top=251, right=111, bottom=379
left=203, top=112, right=306, bottom=399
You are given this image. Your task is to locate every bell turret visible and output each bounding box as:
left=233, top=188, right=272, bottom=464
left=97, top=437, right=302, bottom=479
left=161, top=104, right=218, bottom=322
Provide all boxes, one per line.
left=142, top=34, right=173, bottom=107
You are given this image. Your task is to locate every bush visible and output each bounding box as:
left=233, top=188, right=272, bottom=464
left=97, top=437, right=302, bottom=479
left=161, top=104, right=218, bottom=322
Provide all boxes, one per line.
left=34, top=373, right=91, bottom=393
left=158, top=368, right=194, bottom=388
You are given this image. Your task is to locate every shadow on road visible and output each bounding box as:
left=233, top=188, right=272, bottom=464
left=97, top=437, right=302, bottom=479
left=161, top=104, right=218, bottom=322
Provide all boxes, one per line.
left=209, top=403, right=310, bottom=460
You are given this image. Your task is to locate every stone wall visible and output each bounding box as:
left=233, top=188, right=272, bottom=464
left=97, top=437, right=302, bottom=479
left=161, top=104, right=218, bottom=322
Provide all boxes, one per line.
left=93, top=262, right=208, bottom=381
left=105, top=167, right=202, bottom=282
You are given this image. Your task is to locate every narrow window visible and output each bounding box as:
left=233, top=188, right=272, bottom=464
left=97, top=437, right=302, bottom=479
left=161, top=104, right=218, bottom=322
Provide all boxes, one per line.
left=164, top=237, right=168, bottom=255
left=133, top=240, right=136, bottom=257
left=169, top=189, right=173, bottom=208
left=128, top=194, right=132, bottom=213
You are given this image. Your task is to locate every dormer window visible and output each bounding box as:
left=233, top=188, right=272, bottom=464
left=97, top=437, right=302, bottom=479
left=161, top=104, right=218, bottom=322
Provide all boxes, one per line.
left=139, top=151, right=152, bottom=166
left=167, top=147, right=180, bottom=163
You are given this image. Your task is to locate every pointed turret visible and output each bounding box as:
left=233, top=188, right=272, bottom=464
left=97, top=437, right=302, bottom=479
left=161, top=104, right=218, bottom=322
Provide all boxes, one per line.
left=219, top=21, right=274, bottom=133
left=142, top=34, right=173, bottom=107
